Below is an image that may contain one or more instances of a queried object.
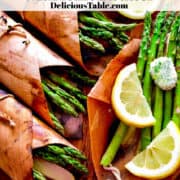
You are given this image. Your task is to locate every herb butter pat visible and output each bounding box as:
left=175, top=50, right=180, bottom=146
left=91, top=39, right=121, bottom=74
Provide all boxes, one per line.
left=150, top=57, right=177, bottom=90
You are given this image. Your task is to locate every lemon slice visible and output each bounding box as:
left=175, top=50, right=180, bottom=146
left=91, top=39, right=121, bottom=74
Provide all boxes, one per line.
left=125, top=121, right=180, bottom=179
left=111, top=63, right=155, bottom=128
left=118, top=1, right=160, bottom=20
left=118, top=10, right=147, bottom=20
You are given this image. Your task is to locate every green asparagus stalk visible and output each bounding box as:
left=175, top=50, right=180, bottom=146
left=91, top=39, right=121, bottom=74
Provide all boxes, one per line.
left=45, top=100, right=64, bottom=135
left=143, top=11, right=166, bottom=104
left=163, top=14, right=180, bottom=128
left=68, top=69, right=96, bottom=86
left=140, top=127, right=152, bottom=150
left=33, top=169, right=46, bottom=180
left=50, top=112, right=64, bottom=135
left=109, top=37, right=124, bottom=52
left=79, top=14, right=136, bottom=32
left=43, top=79, right=85, bottom=113
left=79, top=31, right=105, bottom=53
left=152, top=86, right=163, bottom=138
left=140, top=11, right=167, bottom=150
left=152, top=12, right=176, bottom=137
left=90, top=11, right=109, bottom=21
left=47, top=71, right=87, bottom=101
left=136, top=12, right=152, bottom=150
left=80, top=25, right=113, bottom=40
left=47, top=145, right=87, bottom=160
left=63, top=147, right=87, bottom=160
left=136, top=11, right=152, bottom=80
left=157, top=12, right=176, bottom=57
left=172, top=27, right=180, bottom=127
left=42, top=82, right=78, bottom=117
left=100, top=122, right=128, bottom=166
left=59, top=154, right=88, bottom=174
left=116, top=31, right=129, bottom=43
left=34, top=150, right=66, bottom=167
left=34, top=146, right=88, bottom=174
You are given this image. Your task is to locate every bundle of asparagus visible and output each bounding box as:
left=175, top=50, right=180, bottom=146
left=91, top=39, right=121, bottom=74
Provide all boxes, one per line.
left=100, top=11, right=180, bottom=164
left=0, top=89, right=88, bottom=180
left=87, top=11, right=180, bottom=180
left=41, top=67, right=96, bottom=137
left=33, top=144, right=88, bottom=177
left=139, top=12, right=180, bottom=150
left=79, top=12, right=136, bottom=54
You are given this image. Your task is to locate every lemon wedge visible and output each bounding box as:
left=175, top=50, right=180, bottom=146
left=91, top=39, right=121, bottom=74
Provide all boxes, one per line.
left=118, top=10, right=147, bottom=20
left=125, top=121, right=180, bottom=179
left=111, top=63, right=155, bottom=128
left=118, top=1, right=160, bottom=20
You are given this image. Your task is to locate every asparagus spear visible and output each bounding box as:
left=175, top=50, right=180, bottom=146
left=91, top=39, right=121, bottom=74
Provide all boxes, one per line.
left=100, top=122, right=128, bottom=166
left=109, top=37, right=124, bottom=52
left=34, top=149, right=66, bottom=167
left=80, top=25, right=113, bottom=40
left=90, top=11, right=109, bottom=21
left=79, top=14, right=136, bottom=32
left=172, top=27, right=180, bottom=127
left=116, top=31, right=129, bottom=43
left=42, top=82, right=78, bottom=117
left=136, top=11, right=152, bottom=80
left=46, top=100, right=65, bottom=135
left=43, top=79, right=85, bottom=113
left=46, top=145, right=86, bottom=160
left=143, top=11, right=166, bottom=104
left=157, top=12, right=176, bottom=57
left=47, top=71, right=87, bottom=101
left=140, top=11, right=167, bottom=150
left=50, top=112, right=64, bottom=135
left=33, top=169, right=46, bottom=180
left=163, top=14, right=180, bottom=128
left=34, top=146, right=88, bottom=174
left=79, top=31, right=105, bottom=53
left=63, top=147, right=87, bottom=160
left=136, top=12, right=152, bottom=150
left=59, top=154, right=88, bottom=174
left=68, top=69, right=96, bottom=86
left=152, top=12, right=176, bottom=137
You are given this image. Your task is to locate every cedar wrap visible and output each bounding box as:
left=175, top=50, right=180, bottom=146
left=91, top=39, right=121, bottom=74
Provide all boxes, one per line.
left=0, top=89, right=75, bottom=180
left=19, top=11, right=143, bottom=76
left=87, top=39, right=180, bottom=180
left=20, top=12, right=87, bottom=72
left=0, top=11, right=71, bottom=129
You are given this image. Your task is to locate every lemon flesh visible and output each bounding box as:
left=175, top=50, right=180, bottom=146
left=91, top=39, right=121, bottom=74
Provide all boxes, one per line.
left=118, top=10, right=147, bottom=20
left=112, top=63, right=155, bottom=128
left=125, top=121, right=180, bottom=179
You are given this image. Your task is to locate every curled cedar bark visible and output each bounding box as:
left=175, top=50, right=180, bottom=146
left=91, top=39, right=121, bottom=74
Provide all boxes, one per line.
left=0, top=89, right=76, bottom=180
left=19, top=11, right=143, bottom=76
left=20, top=12, right=85, bottom=70
left=0, top=89, right=33, bottom=180
left=0, top=11, right=71, bottom=129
